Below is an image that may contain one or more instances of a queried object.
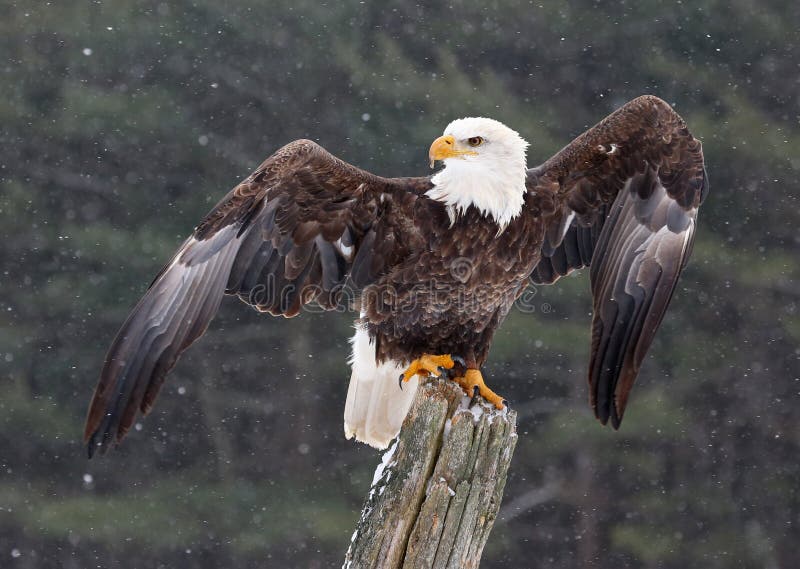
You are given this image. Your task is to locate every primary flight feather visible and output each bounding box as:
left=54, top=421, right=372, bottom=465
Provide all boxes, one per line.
left=85, top=95, right=708, bottom=456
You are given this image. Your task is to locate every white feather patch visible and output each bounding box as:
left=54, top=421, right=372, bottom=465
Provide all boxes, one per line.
left=334, top=237, right=354, bottom=261
left=343, top=324, right=417, bottom=449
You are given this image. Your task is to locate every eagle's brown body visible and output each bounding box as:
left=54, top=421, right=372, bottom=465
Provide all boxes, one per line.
left=366, top=195, right=546, bottom=368
left=84, top=95, right=707, bottom=455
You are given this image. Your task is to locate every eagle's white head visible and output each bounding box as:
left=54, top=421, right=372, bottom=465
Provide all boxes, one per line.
left=426, top=117, right=529, bottom=230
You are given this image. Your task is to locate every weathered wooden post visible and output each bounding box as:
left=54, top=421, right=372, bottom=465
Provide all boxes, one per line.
left=343, top=377, right=518, bottom=569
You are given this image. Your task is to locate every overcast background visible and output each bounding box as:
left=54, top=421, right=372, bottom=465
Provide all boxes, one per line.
left=2, top=1, right=799, bottom=567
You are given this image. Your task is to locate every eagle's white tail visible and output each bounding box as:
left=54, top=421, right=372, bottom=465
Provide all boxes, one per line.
left=343, top=324, right=418, bottom=449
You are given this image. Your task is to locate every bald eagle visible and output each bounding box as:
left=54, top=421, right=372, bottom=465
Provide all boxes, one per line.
left=84, top=95, right=708, bottom=455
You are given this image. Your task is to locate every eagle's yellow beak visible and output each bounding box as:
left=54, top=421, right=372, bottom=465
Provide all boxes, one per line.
left=428, top=135, right=477, bottom=168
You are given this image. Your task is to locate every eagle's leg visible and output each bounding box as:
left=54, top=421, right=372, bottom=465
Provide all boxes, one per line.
left=399, top=354, right=457, bottom=386
left=454, top=369, right=506, bottom=409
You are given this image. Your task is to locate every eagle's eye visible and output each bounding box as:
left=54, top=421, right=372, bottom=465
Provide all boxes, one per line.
left=466, top=136, right=484, bottom=147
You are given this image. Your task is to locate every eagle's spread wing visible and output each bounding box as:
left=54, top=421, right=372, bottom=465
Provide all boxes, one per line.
left=527, top=95, right=708, bottom=428
left=84, top=140, right=430, bottom=456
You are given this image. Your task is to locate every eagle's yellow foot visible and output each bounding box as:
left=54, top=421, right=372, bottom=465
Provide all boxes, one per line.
left=399, top=354, right=456, bottom=388
left=455, top=369, right=506, bottom=409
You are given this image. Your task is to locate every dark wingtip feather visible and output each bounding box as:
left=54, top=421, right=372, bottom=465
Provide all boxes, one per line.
left=610, top=404, right=623, bottom=430
left=595, top=404, right=610, bottom=426
left=594, top=399, right=623, bottom=430
left=86, top=428, right=110, bottom=459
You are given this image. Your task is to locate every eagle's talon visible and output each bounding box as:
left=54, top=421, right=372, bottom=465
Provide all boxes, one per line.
left=452, top=355, right=466, bottom=367
left=399, top=354, right=456, bottom=387
left=453, top=369, right=505, bottom=409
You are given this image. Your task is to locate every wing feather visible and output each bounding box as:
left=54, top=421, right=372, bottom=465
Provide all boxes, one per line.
left=527, top=95, right=708, bottom=427
left=85, top=140, right=429, bottom=455
left=85, top=228, right=240, bottom=454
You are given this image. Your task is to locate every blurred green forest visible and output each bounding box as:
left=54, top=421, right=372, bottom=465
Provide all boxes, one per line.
left=1, top=0, right=799, bottom=567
